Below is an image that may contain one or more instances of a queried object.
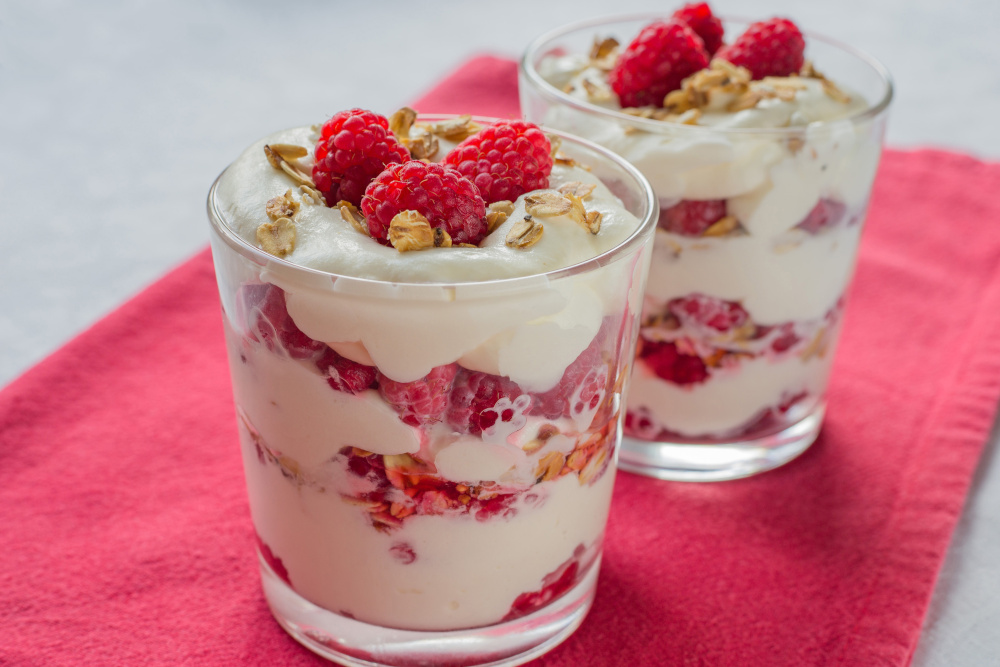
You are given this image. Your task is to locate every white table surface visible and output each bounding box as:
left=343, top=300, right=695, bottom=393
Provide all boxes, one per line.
left=3, top=1, right=998, bottom=664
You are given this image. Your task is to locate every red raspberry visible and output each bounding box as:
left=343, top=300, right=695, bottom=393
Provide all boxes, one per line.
left=239, top=283, right=326, bottom=359
left=361, top=161, right=488, bottom=246
left=668, top=294, right=750, bottom=334
left=717, top=18, right=805, bottom=80
left=659, top=199, right=728, bottom=236
left=316, top=348, right=378, bottom=395
left=447, top=369, right=526, bottom=435
left=312, top=109, right=410, bottom=207
left=378, top=364, right=459, bottom=427
left=796, top=198, right=846, bottom=234
left=640, top=339, right=708, bottom=385
left=609, top=20, right=710, bottom=108
left=255, top=534, right=291, bottom=587
left=505, top=545, right=584, bottom=621
left=443, top=121, right=553, bottom=204
left=672, top=2, right=725, bottom=56
left=533, top=338, right=608, bottom=421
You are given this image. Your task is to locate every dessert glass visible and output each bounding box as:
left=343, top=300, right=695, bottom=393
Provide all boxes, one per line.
left=207, top=120, right=656, bottom=666
left=520, top=15, right=893, bottom=481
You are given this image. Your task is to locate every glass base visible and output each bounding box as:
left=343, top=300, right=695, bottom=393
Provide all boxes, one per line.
left=258, top=551, right=599, bottom=667
left=617, top=402, right=825, bottom=482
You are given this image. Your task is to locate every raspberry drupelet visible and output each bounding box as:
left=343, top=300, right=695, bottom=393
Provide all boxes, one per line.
left=608, top=20, right=710, bottom=108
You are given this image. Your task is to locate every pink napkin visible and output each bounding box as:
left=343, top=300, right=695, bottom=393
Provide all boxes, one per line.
left=2, top=56, right=1000, bottom=666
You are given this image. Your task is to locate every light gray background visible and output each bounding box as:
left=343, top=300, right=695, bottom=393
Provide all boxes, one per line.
left=2, top=1, right=997, bottom=664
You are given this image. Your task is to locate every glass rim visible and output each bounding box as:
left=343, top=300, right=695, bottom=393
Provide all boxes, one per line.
left=207, top=115, right=657, bottom=294
left=520, top=12, right=894, bottom=137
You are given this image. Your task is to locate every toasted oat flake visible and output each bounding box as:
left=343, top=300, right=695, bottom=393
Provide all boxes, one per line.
left=299, top=184, right=324, bottom=205
left=426, top=115, right=481, bottom=141
left=821, top=78, right=851, bottom=104
left=702, top=215, right=739, bottom=237
left=263, top=144, right=315, bottom=187
left=558, top=181, right=596, bottom=199
left=787, top=136, right=806, bottom=155
left=388, top=106, right=418, bottom=139
left=256, top=217, right=296, bottom=257
left=584, top=210, right=602, bottom=234
left=581, top=78, right=613, bottom=102
left=388, top=210, right=435, bottom=252
left=566, top=193, right=588, bottom=227
left=406, top=127, right=439, bottom=160
left=269, top=143, right=309, bottom=160
left=265, top=189, right=300, bottom=221
left=535, top=451, right=565, bottom=482
left=506, top=217, right=544, bottom=249
left=486, top=200, right=515, bottom=233
left=433, top=227, right=452, bottom=248
left=547, top=134, right=562, bottom=157
left=589, top=36, right=620, bottom=69
left=525, top=192, right=573, bottom=217
left=338, top=200, right=370, bottom=236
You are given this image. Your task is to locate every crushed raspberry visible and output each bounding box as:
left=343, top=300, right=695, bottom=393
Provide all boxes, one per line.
left=389, top=542, right=416, bottom=565
left=239, top=283, right=326, bottom=359
left=447, top=369, right=527, bottom=435
left=609, top=20, right=710, bottom=108
left=316, top=348, right=378, bottom=394
left=769, top=323, right=801, bottom=353
left=668, top=294, right=750, bottom=334
left=443, top=120, right=553, bottom=204
left=640, top=339, right=709, bottom=385
left=533, top=339, right=608, bottom=420
left=717, top=18, right=805, bottom=80
left=311, top=108, right=410, bottom=207
left=659, top=199, right=728, bottom=236
left=504, top=545, right=585, bottom=620
left=378, top=364, right=459, bottom=427
left=361, top=161, right=488, bottom=246
left=796, top=198, right=846, bottom=234
left=672, top=2, right=725, bottom=55
left=255, top=533, right=291, bottom=587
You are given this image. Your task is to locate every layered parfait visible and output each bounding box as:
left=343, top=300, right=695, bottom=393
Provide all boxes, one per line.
left=209, top=109, right=652, bottom=637
left=525, top=4, right=887, bottom=447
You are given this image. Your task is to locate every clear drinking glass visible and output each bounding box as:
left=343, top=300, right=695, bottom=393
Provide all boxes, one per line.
left=520, top=15, right=893, bottom=481
left=206, top=121, right=656, bottom=666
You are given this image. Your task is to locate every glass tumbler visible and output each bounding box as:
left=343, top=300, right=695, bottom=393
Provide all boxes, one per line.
left=207, top=122, right=656, bottom=666
left=520, top=15, right=893, bottom=481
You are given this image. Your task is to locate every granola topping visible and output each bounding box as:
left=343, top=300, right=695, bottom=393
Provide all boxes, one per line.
left=506, top=216, right=544, bottom=249
left=388, top=210, right=436, bottom=252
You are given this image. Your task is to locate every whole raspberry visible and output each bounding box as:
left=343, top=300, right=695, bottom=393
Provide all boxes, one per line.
left=672, top=2, right=725, bottom=56
left=361, top=161, right=488, bottom=246
left=443, top=121, right=553, bottom=204
left=316, top=348, right=378, bottom=395
left=668, top=294, right=750, bottom=334
left=239, top=283, right=326, bottom=359
left=447, top=369, right=526, bottom=435
left=609, top=20, right=710, bottom=108
left=378, top=364, right=459, bottom=427
left=312, top=109, right=410, bottom=207
left=659, top=199, right=728, bottom=236
left=717, top=18, right=805, bottom=80
left=639, top=339, right=709, bottom=386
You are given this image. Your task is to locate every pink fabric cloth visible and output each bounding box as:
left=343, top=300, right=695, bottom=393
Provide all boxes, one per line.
left=3, top=56, right=1000, bottom=666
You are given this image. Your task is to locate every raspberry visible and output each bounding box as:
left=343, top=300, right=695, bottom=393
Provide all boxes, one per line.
left=668, top=294, right=750, bottom=334
left=659, top=199, right=728, bottom=236
left=639, top=339, right=708, bottom=385
left=361, top=161, right=488, bottom=246
left=533, top=339, right=607, bottom=420
left=609, top=20, right=710, bottom=108
left=672, top=2, right=725, bottom=56
left=316, top=348, right=378, bottom=395
left=378, top=364, right=459, bottom=427
left=311, top=108, right=410, bottom=207
left=255, top=534, right=291, bottom=587
left=443, top=121, right=553, bottom=204
left=504, top=545, right=584, bottom=621
left=717, top=18, right=805, bottom=80
left=796, top=198, right=846, bottom=234
left=447, top=369, right=526, bottom=435
left=239, top=283, right=326, bottom=359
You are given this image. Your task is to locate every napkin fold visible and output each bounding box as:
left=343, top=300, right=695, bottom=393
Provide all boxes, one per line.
left=3, top=55, right=1000, bottom=666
